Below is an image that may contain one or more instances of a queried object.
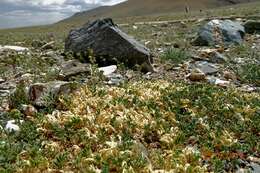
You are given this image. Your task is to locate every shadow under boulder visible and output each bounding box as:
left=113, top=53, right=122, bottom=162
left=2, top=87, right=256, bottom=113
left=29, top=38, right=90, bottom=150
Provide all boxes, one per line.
left=65, top=18, right=153, bottom=72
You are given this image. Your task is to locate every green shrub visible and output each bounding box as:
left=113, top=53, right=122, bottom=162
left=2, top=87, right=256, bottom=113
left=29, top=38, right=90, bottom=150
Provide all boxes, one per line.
left=9, top=82, right=29, bottom=109
left=238, top=63, right=260, bottom=86
left=161, top=48, right=190, bottom=64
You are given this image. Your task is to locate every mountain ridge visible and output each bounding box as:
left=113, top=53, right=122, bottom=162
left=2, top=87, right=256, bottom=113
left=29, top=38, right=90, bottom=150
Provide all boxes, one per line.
left=59, top=0, right=257, bottom=24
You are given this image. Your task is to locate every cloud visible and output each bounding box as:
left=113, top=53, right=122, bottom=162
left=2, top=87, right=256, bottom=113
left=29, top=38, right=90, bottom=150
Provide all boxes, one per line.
left=0, top=0, right=127, bottom=28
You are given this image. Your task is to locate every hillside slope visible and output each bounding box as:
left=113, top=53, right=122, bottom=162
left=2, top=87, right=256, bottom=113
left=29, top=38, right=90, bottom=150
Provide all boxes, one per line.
left=60, top=0, right=258, bottom=24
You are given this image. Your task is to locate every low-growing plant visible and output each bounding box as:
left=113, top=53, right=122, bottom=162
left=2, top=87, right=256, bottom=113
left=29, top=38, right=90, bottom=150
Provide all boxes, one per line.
left=9, top=82, right=29, bottom=109
left=237, top=63, right=260, bottom=86
left=53, top=152, right=68, bottom=169
left=161, top=48, right=190, bottom=64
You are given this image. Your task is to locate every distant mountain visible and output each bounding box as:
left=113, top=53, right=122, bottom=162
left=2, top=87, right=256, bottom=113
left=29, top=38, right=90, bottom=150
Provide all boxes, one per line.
left=59, top=0, right=257, bottom=24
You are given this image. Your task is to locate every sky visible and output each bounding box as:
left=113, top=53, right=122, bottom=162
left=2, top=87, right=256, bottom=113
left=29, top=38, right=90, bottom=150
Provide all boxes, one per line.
left=0, top=0, right=127, bottom=29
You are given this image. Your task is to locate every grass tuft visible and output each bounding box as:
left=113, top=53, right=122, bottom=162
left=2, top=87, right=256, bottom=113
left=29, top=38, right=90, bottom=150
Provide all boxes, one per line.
left=161, top=48, right=190, bottom=64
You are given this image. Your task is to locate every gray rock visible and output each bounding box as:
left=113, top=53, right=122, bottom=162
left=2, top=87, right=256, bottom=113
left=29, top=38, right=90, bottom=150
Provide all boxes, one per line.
left=244, top=20, right=260, bottom=34
left=65, top=18, right=153, bottom=71
left=41, top=41, right=55, bottom=50
left=210, top=52, right=227, bottom=63
left=0, top=90, right=10, bottom=97
left=21, top=104, right=37, bottom=117
left=98, top=65, right=117, bottom=76
left=28, top=81, right=76, bottom=107
left=0, top=78, right=5, bottom=84
left=59, top=60, right=91, bottom=80
left=193, top=61, right=219, bottom=75
left=5, top=120, right=20, bottom=132
left=0, top=45, right=29, bottom=52
left=236, top=162, right=260, bottom=173
left=106, top=73, right=124, bottom=86
left=251, top=162, right=260, bottom=173
left=193, top=20, right=245, bottom=46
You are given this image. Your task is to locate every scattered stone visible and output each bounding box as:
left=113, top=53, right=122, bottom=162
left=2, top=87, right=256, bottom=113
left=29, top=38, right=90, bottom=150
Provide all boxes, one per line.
left=244, top=20, right=260, bottom=34
left=0, top=82, right=16, bottom=90
left=223, top=71, right=237, bottom=80
left=248, top=156, right=260, bottom=165
left=98, top=65, right=117, bottom=76
left=188, top=68, right=206, bottom=81
left=145, top=41, right=151, bottom=46
left=193, top=61, right=219, bottom=75
left=0, top=78, right=5, bottom=84
left=106, top=73, right=124, bottom=86
left=0, top=45, right=29, bottom=52
left=193, top=20, right=245, bottom=46
left=59, top=60, right=91, bottom=80
left=250, top=163, right=260, bottom=173
left=41, top=41, right=55, bottom=50
left=0, top=90, right=10, bottom=97
left=65, top=18, right=153, bottom=71
left=210, top=52, right=227, bottom=63
left=20, top=73, right=35, bottom=83
left=126, top=70, right=135, bottom=79
left=239, top=85, right=259, bottom=92
left=198, top=48, right=227, bottom=63
left=164, top=42, right=172, bottom=46
left=215, top=79, right=230, bottom=87
left=236, top=168, right=249, bottom=173
left=208, top=77, right=230, bottom=87
left=5, top=120, right=20, bottom=132
left=133, top=25, right=138, bottom=30
left=21, top=104, right=37, bottom=117
left=28, top=81, right=76, bottom=107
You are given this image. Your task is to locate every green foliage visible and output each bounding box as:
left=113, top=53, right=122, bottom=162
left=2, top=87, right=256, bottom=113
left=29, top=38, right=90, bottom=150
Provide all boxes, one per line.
left=53, top=152, right=68, bottom=169
left=238, top=63, right=260, bottom=86
left=161, top=48, right=190, bottom=64
left=41, top=92, right=56, bottom=113
left=8, top=109, right=23, bottom=119
left=9, top=82, right=29, bottom=109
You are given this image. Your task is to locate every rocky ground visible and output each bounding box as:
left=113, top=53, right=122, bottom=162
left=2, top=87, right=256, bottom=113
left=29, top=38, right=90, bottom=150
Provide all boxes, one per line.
left=0, top=15, right=259, bottom=172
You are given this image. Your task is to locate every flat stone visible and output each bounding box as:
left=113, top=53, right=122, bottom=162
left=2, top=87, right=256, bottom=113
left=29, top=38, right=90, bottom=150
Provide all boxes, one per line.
left=0, top=45, right=29, bottom=52
left=0, top=78, right=5, bottom=84
left=106, top=73, right=124, bottom=86
left=41, top=41, right=55, bottom=50
left=59, top=60, right=91, bottom=80
left=215, top=79, right=230, bottom=87
left=98, top=65, right=117, bottom=76
left=210, top=52, right=227, bottom=63
left=193, top=61, right=219, bottom=75
left=251, top=163, right=260, bottom=173
left=0, top=90, right=10, bottom=97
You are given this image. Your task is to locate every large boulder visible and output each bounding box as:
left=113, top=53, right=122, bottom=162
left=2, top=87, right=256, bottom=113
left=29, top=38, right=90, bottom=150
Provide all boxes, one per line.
left=65, top=18, right=153, bottom=71
left=193, top=20, right=245, bottom=46
left=244, top=20, right=260, bottom=34
left=28, top=81, right=76, bottom=107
